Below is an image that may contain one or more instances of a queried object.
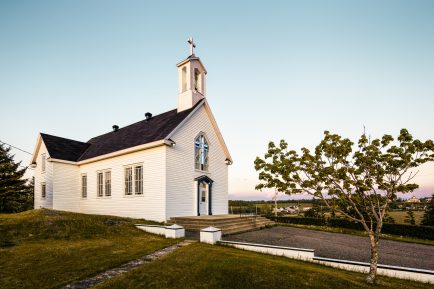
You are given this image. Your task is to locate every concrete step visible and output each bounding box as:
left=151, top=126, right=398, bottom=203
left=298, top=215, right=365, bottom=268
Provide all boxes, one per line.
left=167, top=218, right=271, bottom=228
left=222, top=222, right=275, bottom=235
left=167, top=215, right=275, bottom=235
left=170, top=215, right=271, bottom=223
left=167, top=220, right=272, bottom=231
left=170, top=216, right=261, bottom=225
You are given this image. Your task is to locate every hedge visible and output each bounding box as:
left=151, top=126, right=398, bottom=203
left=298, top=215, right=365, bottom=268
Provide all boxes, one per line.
left=269, top=216, right=327, bottom=226
left=269, top=216, right=434, bottom=240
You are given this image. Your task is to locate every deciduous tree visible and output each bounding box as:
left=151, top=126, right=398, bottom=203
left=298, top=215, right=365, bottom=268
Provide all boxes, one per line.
left=254, top=129, right=434, bottom=283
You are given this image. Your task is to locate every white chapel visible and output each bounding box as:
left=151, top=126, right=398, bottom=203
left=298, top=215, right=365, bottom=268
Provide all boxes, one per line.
left=31, top=38, right=232, bottom=222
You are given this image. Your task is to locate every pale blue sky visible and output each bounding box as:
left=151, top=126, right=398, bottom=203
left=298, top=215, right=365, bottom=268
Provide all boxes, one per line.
left=1, top=0, right=434, bottom=200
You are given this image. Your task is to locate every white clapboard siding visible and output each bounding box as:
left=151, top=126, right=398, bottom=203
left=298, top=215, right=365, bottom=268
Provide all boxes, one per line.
left=52, top=163, right=80, bottom=212
left=33, top=104, right=229, bottom=222
left=33, top=142, right=54, bottom=209
left=77, top=146, right=167, bottom=221
left=166, top=106, right=229, bottom=219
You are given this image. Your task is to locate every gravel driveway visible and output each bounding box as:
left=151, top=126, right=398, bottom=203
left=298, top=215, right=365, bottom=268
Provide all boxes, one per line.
left=224, top=226, right=434, bottom=270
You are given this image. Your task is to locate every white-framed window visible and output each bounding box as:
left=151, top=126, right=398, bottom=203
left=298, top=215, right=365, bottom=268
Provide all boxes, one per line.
left=81, top=174, right=87, bottom=198
left=41, top=183, right=46, bottom=199
left=41, top=154, right=46, bottom=173
left=125, top=167, right=133, bottom=195
left=97, top=172, right=104, bottom=197
left=134, top=165, right=143, bottom=195
left=97, top=170, right=111, bottom=198
left=195, top=134, right=209, bottom=171
left=105, top=171, right=111, bottom=197
left=125, top=164, right=143, bottom=196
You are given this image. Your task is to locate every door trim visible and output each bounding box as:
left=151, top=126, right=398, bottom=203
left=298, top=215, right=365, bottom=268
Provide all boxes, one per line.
left=195, top=175, right=214, bottom=216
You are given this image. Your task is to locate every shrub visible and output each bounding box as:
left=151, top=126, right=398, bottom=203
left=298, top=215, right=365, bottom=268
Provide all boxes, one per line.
left=269, top=216, right=326, bottom=226
left=327, top=218, right=363, bottom=230
left=382, top=223, right=434, bottom=240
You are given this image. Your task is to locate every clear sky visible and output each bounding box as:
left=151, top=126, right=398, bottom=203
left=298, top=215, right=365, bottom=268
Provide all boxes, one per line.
left=1, top=0, right=433, bottom=201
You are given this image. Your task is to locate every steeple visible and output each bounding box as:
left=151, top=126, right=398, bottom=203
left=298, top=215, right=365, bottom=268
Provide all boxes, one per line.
left=177, top=37, right=207, bottom=112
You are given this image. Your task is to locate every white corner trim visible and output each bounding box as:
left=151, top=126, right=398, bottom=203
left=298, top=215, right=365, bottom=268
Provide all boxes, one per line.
left=77, top=140, right=167, bottom=165
left=30, top=134, right=43, bottom=165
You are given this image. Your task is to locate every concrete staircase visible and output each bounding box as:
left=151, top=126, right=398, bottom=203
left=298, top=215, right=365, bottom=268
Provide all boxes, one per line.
left=167, top=215, right=274, bottom=235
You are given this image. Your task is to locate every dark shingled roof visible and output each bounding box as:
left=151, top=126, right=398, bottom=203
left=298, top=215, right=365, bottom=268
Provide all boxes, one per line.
left=40, top=102, right=201, bottom=162
left=40, top=133, right=90, bottom=162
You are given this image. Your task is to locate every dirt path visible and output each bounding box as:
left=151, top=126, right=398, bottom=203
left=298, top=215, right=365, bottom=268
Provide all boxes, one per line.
left=63, top=240, right=195, bottom=289
left=224, top=226, right=434, bottom=270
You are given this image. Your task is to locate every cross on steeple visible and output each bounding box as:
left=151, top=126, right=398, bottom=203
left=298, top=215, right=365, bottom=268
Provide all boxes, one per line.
left=188, top=37, right=196, bottom=56
left=176, top=37, right=207, bottom=112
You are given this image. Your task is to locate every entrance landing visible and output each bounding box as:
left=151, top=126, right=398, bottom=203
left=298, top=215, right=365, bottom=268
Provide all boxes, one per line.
left=167, top=214, right=274, bottom=235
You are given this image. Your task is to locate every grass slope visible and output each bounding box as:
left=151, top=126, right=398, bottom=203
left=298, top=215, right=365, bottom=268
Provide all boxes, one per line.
left=388, top=211, right=424, bottom=225
left=95, top=243, right=432, bottom=289
left=0, top=209, right=177, bottom=289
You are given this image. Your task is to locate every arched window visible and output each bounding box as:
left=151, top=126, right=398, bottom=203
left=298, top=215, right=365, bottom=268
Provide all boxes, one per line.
left=194, top=68, right=202, bottom=93
left=195, top=134, right=209, bottom=171
left=181, top=67, right=187, bottom=92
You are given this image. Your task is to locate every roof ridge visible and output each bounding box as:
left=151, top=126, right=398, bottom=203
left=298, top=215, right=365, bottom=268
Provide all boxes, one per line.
left=40, top=101, right=204, bottom=163
left=86, top=107, right=178, bottom=143
left=40, top=132, right=87, bottom=145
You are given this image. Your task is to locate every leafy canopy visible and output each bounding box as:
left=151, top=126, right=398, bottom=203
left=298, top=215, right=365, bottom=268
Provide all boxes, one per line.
left=255, top=129, right=434, bottom=227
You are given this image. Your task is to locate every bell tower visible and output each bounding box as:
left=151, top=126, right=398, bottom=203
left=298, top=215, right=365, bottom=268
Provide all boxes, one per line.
left=177, top=37, right=207, bottom=112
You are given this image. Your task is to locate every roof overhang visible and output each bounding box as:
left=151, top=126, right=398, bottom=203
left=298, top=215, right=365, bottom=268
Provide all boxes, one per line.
left=48, top=158, right=78, bottom=165
left=195, top=175, right=214, bottom=184
left=176, top=55, right=207, bottom=74
left=76, top=139, right=169, bottom=165
left=30, top=134, right=44, bottom=165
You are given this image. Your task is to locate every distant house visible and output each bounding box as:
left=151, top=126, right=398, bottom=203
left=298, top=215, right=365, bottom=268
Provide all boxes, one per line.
left=406, top=196, right=420, bottom=203
left=30, top=42, right=232, bottom=222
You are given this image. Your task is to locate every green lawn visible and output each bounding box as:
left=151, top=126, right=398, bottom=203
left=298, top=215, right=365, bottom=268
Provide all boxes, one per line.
left=94, top=243, right=432, bottom=289
left=0, top=209, right=178, bottom=289
left=2, top=210, right=431, bottom=289
left=388, top=211, right=424, bottom=225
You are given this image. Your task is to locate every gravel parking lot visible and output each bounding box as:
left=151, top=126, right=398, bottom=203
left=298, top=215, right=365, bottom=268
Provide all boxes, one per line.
left=224, top=226, right=434, bottom=270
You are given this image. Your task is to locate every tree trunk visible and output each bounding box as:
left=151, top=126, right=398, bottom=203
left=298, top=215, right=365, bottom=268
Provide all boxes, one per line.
left=366, top=232, right=379, bottom=284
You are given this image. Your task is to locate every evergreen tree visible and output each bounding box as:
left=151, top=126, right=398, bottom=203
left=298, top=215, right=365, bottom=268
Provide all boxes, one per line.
left=0, top=144, right=33, bottom=213
left=383, top=213, right=395, bottom=224
left=421, top=193, right=434, bottom=226
left=404, top=209, right=416, bottom=225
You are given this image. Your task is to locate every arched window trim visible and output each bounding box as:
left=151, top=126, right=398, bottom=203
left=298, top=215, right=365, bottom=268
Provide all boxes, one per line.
left=194, top=132, right=209, bottom=172
left=194, top=68, right=202, bottom=94
left=181, top=67, right=187, bottom=92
